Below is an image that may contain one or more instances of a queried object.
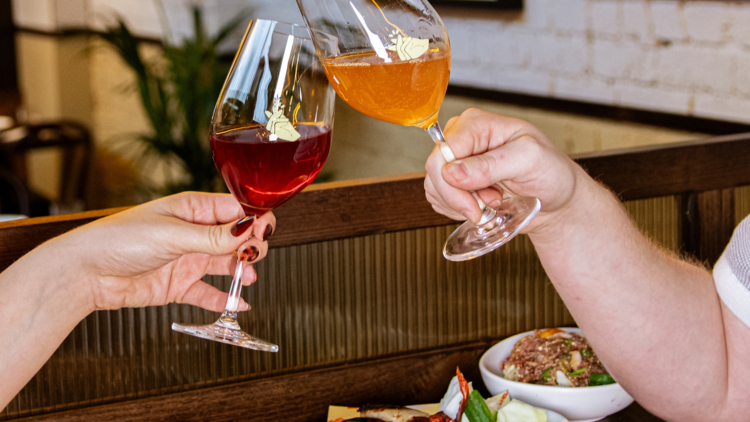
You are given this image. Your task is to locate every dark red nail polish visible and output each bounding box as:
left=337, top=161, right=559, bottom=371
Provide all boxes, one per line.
left=263, top=224, right=274, bottom=241
left=248, top=246, right=259, bottom=262
left=238, top=246, right=259, bottom=262
left=231, top=216, right=255, bottom=237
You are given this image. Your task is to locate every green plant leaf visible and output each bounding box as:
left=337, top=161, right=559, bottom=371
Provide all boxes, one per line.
left=96, top=4, right=249, bottom=196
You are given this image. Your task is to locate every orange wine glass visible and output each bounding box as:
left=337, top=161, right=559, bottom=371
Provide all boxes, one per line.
left=296, top=0, right=541, bottom=260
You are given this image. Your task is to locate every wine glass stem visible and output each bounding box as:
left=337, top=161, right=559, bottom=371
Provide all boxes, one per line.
left=425, top=122, right=496, bottom=225
left=218, top=255, right=245, bottom=328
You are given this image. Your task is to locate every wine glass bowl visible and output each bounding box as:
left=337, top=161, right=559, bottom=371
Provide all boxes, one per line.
left=171, top=20, right=337, bottom=351
left=300, top=0, right=450, bottom=129
left=297, top=0, right=541, bottom=261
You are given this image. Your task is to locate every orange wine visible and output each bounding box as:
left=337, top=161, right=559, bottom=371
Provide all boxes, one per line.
left=211, top=124, right=331, bottom=217
left=322, top=50, right=450, bottom=128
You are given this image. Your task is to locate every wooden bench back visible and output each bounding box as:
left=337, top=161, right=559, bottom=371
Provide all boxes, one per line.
left=2, top=133, right=750, bottom=420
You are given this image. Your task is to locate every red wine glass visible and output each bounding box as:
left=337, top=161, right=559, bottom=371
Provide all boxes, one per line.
left=172, top=19, right=337, bottom=352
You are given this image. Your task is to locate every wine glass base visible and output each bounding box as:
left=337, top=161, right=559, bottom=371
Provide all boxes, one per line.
left=172, top=321, right=279, bottom=352
left=443, top=196, right=542, bottom=262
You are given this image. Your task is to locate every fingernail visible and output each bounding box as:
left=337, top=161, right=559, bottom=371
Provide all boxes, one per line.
left=239, top=246, right=260, bottom=262
left=445, top=161, right=468, bottom=181
left=241, top=300, right=250, bottom=311
left=248, top=246, right=259, bottom=262
left=263, top=224, right=274, bottom=241
left=231, top=216, right=255, bottom=237
left=489, top=199, right=502, bottom=208
left=462, top=210, right=476, bottom=222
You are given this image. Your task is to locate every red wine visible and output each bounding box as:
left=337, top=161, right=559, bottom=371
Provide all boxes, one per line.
left=211, top=124, right=331, bottom=217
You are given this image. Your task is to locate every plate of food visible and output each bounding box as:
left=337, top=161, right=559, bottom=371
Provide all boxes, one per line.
left=479, top=328, right=634, bottom=422
left=328, top=368, right=568, bottom=422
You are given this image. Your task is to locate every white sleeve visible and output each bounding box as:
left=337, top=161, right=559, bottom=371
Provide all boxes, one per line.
left=714, top=216, right=750, bottom=328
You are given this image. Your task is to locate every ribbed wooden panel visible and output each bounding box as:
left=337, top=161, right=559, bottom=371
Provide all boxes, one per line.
left=623, top=196, right=680, bottom=252
left=2, top=196, right=683, bottom=420
left=736, top=185, right=750, bottom=224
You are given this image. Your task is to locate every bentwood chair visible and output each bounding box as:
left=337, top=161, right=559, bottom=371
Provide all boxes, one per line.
left=0, top=122, right=92, bottom=216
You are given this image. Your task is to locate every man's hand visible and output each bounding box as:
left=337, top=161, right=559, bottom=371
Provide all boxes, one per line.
left=424, top=109, right=582, bottom=235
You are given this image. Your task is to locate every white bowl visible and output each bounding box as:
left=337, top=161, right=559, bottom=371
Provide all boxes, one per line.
left=479, top=328, right=634, bottom=422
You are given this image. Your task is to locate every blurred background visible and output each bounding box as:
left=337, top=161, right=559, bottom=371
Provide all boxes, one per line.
left=2, top=0, right=749, bottom=217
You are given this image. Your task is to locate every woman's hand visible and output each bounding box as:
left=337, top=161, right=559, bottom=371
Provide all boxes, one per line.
left=49, top=192, right=275, bottom=312
left=0, top=192, right=275, bottom=407
left=424, top=109, right=584, bottom=235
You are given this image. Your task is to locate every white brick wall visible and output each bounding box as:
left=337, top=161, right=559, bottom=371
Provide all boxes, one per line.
left=621, top=2, right=650, bottom=41
left=551, top=0, right=588, bottom=33
left=590, top=1, right=620, bottom=37
left=442, top=0, right=750, bottom=124
left=14, top=0, right=750, bottom=124
left=683, top=2, right=730, bottom=43
left=649, top=1, right=686, bottom=41
left=730, top=5, right=750, bottom=48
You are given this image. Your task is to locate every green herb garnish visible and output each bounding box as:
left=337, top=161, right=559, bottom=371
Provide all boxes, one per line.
left=568, top=368, right=586, bottom=377
left=590, top=373, right=616, bottom=386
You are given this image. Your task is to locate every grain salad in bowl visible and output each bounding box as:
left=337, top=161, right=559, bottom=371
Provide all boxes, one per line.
left=502, top=328, right=615, bottom=388
left=479, top=328, right=633, bottom=422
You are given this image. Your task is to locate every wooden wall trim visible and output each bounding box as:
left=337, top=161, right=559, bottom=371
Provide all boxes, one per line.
left=15, top=342, right=489, bottom=422
left=573, top=132, right=750, bottom=201
left=0, top=207, right=130, bottom=272
left=2, top=134, right=750, bottom=273
left=12, top=341, right=660, bottom=422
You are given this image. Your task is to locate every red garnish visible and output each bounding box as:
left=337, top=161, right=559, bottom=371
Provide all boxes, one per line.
left=498, top=390, right=509, bottom=405
left=455, top=367, right=470, bottom=422
left=430, top=412, right=455, bottom=422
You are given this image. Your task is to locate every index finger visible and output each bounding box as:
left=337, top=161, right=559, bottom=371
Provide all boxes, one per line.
left=443, top=109, right=531, bottom=160
left=159, top=192, right=245, bottom=225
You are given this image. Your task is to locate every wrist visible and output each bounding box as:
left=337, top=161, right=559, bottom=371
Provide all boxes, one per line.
left=528, top=165, right=617, bottom=246
left=24, top=234, right=97, bottom=317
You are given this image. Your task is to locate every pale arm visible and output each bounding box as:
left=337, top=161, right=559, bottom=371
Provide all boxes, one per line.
left=425, top=109, right=750, bottom=421
left=528, top=168, right=750, bottom=421
left=0, top=192, right=275, bottom=408
left=0, top=236, right=95, bottom=410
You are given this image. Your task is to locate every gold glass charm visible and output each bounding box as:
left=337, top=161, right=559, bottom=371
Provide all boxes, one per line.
left=386, top=30, right=429, bottom=61
left=265, top=101, right=300, bottom=141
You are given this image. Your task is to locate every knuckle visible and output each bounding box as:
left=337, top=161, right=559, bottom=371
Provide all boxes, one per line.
left=523, top=136, right=545, bottom=160
left=207, top=224, right=224, bottom=253
left=461, top=108, right=482, bottom=119
left=476, top=154, right=495, bottom=179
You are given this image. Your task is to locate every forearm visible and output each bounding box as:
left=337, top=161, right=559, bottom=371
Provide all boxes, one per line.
left=0, top=236, right=95, bottom=408
left=529, top=167, right=727, bottom=420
